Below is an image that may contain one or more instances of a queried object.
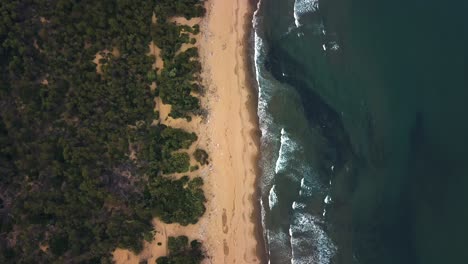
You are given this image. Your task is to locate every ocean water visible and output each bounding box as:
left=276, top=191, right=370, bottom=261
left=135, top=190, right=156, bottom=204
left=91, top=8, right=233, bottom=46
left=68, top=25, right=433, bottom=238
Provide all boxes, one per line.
left=253, top=0, right=468, bottom=263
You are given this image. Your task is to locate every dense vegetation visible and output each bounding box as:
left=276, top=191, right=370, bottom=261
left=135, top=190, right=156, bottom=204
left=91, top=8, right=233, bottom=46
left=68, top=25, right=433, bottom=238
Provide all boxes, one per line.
left=136, top=124, right=198, bottom=174
left=0, top=0, right=207, bottom=263
left=146, top=176, right=205, bottom=226
left=156, top=236, right=204, bottom=264
left=157, top=47, right=203, bottom=120
left=155, top=0, right=206, bottom=20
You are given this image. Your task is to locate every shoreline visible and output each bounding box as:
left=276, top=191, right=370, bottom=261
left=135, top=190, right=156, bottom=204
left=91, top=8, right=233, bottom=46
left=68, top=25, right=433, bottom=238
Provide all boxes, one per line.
left=113, top=0, right=266, bottom=263
left=244, top=0, right=268, bottom=262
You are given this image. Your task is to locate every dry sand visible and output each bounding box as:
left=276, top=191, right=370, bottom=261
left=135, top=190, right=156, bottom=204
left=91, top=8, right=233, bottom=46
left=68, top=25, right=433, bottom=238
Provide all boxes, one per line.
left=113, top=0, right=264, bottom=263
left=197, top=0, right=264, bottom=263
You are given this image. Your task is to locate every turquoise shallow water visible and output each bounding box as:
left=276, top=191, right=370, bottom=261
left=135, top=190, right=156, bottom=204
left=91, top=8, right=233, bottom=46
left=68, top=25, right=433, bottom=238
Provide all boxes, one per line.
left=254, top=0, right=468, bottom=263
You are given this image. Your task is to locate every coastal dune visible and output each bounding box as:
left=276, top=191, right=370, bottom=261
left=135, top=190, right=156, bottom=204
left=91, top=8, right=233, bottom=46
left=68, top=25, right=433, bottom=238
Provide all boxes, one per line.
left=114, top=0, right=264, bottom=263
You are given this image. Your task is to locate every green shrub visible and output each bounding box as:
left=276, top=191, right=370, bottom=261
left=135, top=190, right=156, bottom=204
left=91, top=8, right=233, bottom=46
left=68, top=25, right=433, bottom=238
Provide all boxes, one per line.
left=162, top=152, right=190, bottom=174
left=156, top=236, right=204, bottom=264
left=168, top=236, right=189, bottom=254
left=147, top=176, right=206, bottom=225
left=194, top=148, right=209, bottom=165
left=192, top=24, right=200, bottom=35
left=157, top=48, right=203, bottom=119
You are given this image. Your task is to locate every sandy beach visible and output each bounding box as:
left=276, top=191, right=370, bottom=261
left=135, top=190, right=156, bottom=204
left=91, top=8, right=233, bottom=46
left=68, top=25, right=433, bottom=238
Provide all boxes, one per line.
left=198, top=0, right=264, bottom=262
left=113, top=0, right=264, bottom=263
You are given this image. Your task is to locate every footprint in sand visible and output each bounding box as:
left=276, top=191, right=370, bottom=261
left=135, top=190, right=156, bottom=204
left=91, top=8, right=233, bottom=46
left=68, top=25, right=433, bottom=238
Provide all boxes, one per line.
left=223, top=239, right=230, bottom=256
left=222, top=208, right=229, bottom=234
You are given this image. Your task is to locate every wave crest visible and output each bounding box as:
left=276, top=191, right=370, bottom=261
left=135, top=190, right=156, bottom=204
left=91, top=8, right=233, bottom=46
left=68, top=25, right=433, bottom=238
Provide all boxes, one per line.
left=293, top=0, right=319, bottom=27
left=275, top=128, right=299, bottom=174
left=268, top=185, right=278, bottom=210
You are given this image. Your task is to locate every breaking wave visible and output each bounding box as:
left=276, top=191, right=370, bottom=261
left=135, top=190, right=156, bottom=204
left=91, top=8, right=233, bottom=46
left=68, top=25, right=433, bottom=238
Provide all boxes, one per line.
left=275, top=128, right=299, bottom=174
left=253, top=0, right=337, bottom=263
left=293, top=0, right=319, bottom=27
left=268, top=185, right=278, bottom=210
left=290, top=212, right=337, bottom=264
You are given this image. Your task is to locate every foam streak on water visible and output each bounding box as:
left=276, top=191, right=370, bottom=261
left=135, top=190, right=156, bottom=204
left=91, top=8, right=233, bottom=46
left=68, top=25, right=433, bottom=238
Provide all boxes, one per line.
left=293, top=0, right=319, bottom=27
left=253, top=14, right=279, bottom=189
left=269, top=185, right=278, bottom=210
left=267, top=229, right=293, bottom=263
left=254, top=2, right=284, bottom=261
left=299, top=176, right=323, bottom=198
left=290, top=212, right=337, bottom=264
left=275, top=128, right=298, bottom=174
left=292, top=201, right=306, bottom=210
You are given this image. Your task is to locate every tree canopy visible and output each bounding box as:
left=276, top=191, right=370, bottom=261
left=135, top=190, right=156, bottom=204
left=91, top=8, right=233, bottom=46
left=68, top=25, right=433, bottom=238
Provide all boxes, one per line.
left=0, top=0, right=208, bottom=262
left=156, top=236, right=204, bottom=264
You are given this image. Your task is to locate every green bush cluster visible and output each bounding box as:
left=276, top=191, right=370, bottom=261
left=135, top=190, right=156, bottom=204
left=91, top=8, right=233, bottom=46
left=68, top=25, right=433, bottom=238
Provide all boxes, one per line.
left=163, top=152, right=191, bottom=174
left=146, top=176, right=206, bottom=226
left=194, top=148, right=209, bottom=165
left=137, top=124, right=197, bottom=175
left=152, top=2, right=205, bottom=120
left=157, top=48, right=203, bottom=119
left=156, top=236, right=204, bottom=264
left=152, top=22, right=194, bottom=61
left=155, top=0, right=206, bottom=20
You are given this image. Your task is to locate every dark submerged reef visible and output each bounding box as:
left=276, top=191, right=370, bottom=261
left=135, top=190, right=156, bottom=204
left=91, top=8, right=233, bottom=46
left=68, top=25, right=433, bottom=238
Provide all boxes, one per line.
left=0, top=0, right=207, bottom=263
left=260, top=0, right=468, bottom=262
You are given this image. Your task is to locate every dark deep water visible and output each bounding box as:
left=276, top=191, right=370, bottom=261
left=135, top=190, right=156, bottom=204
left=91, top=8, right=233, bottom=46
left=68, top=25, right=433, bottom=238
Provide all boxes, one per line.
left=254, top=0, right=468, bottom=263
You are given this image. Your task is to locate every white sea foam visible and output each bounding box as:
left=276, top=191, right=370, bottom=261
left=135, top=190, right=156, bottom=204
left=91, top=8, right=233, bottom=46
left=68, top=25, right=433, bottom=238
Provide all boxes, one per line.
left=254, top=25, right=277, bottom=190
left=290, top=212, right=337, bottom=264
left=324, top=195, right=332, bottom=204
left=293, top=9, right=301, bottom=28
left=269, top=185, right=278, bottom=210
left=260, top=197, right=268, bottom=242
left=275, top=128, right=299, bottom=174
left=299, top=177, right=314, bottom=197
left=267, top=229, right=293, bottom=263
left=253, top=4, right=271, bottom=137
left=321, top=41, right=340, bottom=53
left=293, top=0, right=319, bottom=27
left=254, top=4, right=285, bottom=263
left=329, top=41, right=340, bottom=51
left=254, top=32, right=270, bottom=127
left=292, top=201, right=306, bottom=210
